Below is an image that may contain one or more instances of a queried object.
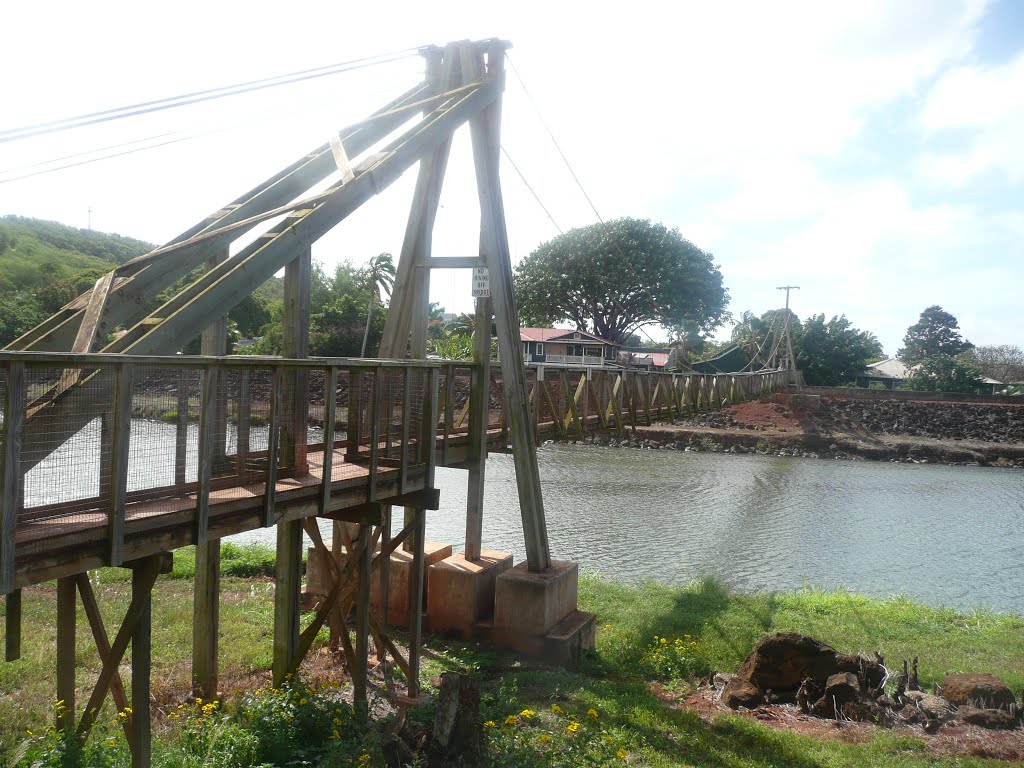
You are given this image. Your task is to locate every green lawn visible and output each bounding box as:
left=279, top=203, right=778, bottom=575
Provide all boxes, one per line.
left=2, top=560, right=1022, bottom=767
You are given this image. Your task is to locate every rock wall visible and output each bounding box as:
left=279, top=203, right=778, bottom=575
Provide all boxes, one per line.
left=819, top=399, right=1024, bottom=444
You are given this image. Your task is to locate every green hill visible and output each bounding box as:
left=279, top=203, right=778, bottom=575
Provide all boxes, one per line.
left=0, top=216, right=277, bottom=348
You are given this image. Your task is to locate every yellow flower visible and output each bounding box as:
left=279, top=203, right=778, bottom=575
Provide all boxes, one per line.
left=330, top=730, right=340, bottom=740
left=358, top=755, right=370, bottom=764
left=567, top=721, right=580, bottom=734
left=484, top=720, right=496, bottom=729
left=538, top=734, right=552, bottom=744
left=333, top=717, right=343, bottom=725
left=107, top=738, right=115, bottom=747
left=504, top=714, right=519, bottom=726
left=587, top=708, right=599, bottom=720
left=550, top=704, right=563, bottom=714
left=603, top=735, right=614, bottom=745
left=617, top=748, right=628, bottom=759
left=520, top=708, right=536, bottom=719
left=660, top=637, right=668, bottom=645
left=299, top=698, right=307, bottom=705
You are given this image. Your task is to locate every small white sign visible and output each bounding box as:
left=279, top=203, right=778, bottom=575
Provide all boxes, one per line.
left=471, top=266, right=490, bottom=297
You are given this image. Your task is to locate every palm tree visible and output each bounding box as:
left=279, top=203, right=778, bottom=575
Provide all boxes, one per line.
left=361, top=252, right=395, bottom=357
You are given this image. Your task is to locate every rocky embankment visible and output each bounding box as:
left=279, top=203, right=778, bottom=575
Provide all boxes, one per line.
left=572, top=396, right=1024, bottom=468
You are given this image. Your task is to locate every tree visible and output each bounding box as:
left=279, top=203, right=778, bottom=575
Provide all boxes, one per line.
left=967, top=344, right=1024, bottom=384
left=796, top=314, right=883, bottom=386
left=513, top=218, right=729, bottom=344
left=730, top=311, right=771, bottom=367
left=361, top=252, right=395, bottom=357
left=898, top=306, right=972, bottom=364
left=906, top=354, right=982, bottom=393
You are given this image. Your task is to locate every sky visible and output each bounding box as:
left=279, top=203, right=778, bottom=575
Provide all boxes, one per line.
left=1, top=0, right=1022, bottom=355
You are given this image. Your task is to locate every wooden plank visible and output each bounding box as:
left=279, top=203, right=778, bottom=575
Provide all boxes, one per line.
left=131, top=559, right=153, bottom=768
left=191, top=540, right=220, bottom=701
left=72, top=271, right=116, bottom=354
left=440, top=365, right=453, bottom=466
left=272, top=519, right=302, bottom=685
left=4, top=589, right=20, bottom=661
left=263, top=367, right=284, bottom=527
left=1, top=361, right=25, bottom=593
left=56, top=577, right=76, bottom=735
left=76, top=575, right=134, bottom=743
left=320, top=367, right=338, bottom=513
left=195, top=365, right=218, bottom=547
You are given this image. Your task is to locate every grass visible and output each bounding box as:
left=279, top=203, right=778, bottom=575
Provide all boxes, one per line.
left=2, top=552, right=1023, bottom=766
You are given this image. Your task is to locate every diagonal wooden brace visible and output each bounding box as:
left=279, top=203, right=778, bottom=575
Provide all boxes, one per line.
left=76, top=556, right=162, bottom=740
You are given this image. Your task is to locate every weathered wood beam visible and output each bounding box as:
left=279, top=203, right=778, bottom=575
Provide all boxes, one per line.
left=1, top=361, right=24, bottom=594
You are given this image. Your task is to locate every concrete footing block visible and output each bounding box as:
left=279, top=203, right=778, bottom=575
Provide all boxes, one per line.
left=370, top=540, right=453, bottom=628
left=493, top=560, right=578, bottom=637
left=427, top=550, right=513, bottom=637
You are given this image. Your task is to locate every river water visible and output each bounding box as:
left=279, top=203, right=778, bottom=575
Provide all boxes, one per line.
left=27, top=418, right=1022, bottom=614
left=239, top=443, right=1024, bottom=615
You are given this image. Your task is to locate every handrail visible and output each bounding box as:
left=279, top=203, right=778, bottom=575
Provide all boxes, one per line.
left=0, top=351, right=441, bottom=369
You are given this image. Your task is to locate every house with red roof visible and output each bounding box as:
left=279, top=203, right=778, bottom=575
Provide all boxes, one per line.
left=520, top=327, right=620, bottom=366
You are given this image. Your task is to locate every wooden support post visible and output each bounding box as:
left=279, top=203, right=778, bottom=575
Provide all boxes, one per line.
left=282, top=247, right=311, bottom=474
left=56, top=577, right=76, bottom=736
left=1, top=361, right=25, bottom=594
left=131, top=559, right=154, bottom=768
left=192, top=540, right=220, bottom=701
left=174, top=369, right=188, bottom=487
left=263, top=367, right=284, bottom=526
left=368, top=370, right=382, bottom=502
left=407, top=508, right=426, bottom=700
left=5, top=590, right=20, bottom=662
left=465, top=297, right=491, bottom=561
left=272, top=518, right=302, bottom=686
left=467, top=42, right=550, bottom=571
left=108, top=364, right=133, bottom=566
left=237, top=369, right=252, bottom=481
left=194, top=256, right=226, bottom=708
left=196, top=365, right=218, bottom=547
left=320, top=367, right=338, bottom=512
left=399, top=368, right=411, bottom=494
left=353, top=523, right=372, bottom=717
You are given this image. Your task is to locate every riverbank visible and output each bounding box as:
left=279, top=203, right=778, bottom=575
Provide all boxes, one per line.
left=585, top=397, right=1024, bottom=468
left=3, top=549, right=1023, bottom=766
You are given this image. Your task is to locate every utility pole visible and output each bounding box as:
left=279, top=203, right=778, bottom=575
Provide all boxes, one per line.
left=776, top=285, right=799, bottom=373
left=87, top=207, right=93, bottom=230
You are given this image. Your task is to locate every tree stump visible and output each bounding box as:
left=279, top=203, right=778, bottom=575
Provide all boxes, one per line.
left=428, top=672, right=483, bottom=767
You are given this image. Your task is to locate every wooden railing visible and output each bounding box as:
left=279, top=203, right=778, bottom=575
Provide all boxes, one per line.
left=0, top=352, right=440, bottom=594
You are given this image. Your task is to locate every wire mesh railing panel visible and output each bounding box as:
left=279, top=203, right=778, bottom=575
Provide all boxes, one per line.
left=126, top=366, right=196, bottom=494
left=379, top=368, right=404, bottom=464
left=406, top=368, right=427, bottom=468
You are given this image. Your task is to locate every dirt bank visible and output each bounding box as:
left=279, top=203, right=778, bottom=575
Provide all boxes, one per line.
left=577, top=397, right=1024, bottom=468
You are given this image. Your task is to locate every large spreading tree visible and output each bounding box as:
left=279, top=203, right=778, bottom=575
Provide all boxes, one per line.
left=898, top=305, right=972, bottom=364
left=513, top=218, right=729, bottom=344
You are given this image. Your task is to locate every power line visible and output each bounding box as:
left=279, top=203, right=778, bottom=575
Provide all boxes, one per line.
left=0, top=47, right=423, bottom=144
left=499, top=145, right=562, bottom=235
left=505, top=52, right=603, bottom=223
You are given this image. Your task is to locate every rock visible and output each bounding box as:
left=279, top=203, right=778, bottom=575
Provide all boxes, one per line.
left=839, top=698, right=881, bottom=723
left=810, top=672, right=861, bottom=718
left=721, top=678, right=763, bottom=709
left=736, top=633, right=866, bottom=694
left=915, top=694, right=955, bottom=721
left=957, top=706, right=1018, bottom=730
left=943, top=673, right=1016, bottom=711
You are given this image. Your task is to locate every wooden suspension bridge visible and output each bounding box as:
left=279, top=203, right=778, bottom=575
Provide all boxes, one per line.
left=0, top=39, right=791, bottom=767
